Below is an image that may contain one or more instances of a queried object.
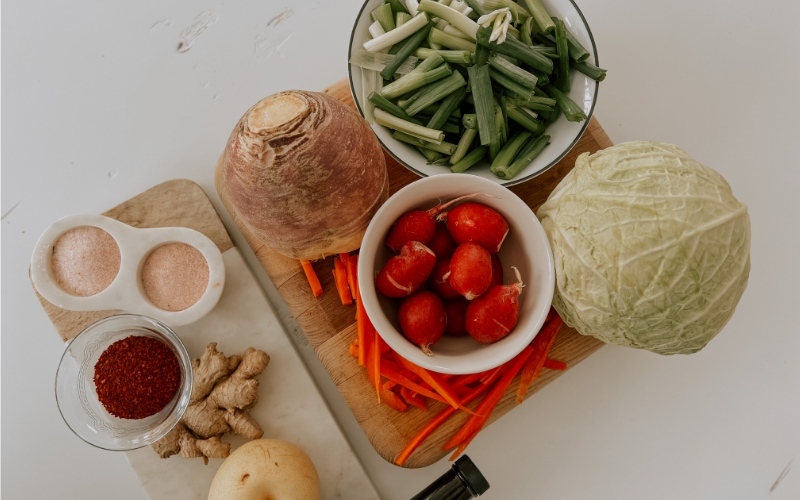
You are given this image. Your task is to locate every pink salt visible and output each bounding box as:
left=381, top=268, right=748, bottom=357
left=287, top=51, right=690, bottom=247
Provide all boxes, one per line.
left=141, top=242, right=209, bottom=311
left=51, top=226, right=121, bottom=297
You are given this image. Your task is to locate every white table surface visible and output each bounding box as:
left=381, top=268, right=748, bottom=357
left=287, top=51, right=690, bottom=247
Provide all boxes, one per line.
left=3, top=0, right=800, bottom=498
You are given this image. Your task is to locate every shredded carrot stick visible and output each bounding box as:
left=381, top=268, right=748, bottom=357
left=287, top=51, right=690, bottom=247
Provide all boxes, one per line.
left=515, top=315, right=563, bottom=403
left=348, top=339, right=359, bottom=359
left=345, top=253, right=359, bottom=301
left=380, top=383, right=408, bottom=412
left=332, top=257, right=353, bottom=305
left=394, top=368, right=504, bottom=467
left=443, top=345, right=534, bottom=451
left=300, top=259, right=323, bottom=297
left=371, top=327, right=382, bottom=400
left=543, top=358, right=567, bottom=371
left=400, top=386, right=428, bottom=410
left=394, top=355, right=463, bottom=410
left=355, top=285, right=372, bottom=366
left=380, top=364, right=448, bottom=404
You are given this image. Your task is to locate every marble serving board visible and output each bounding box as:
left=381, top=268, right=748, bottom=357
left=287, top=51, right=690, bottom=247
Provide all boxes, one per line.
left=32, top=179, right=378, bottom=500
left=215, top=79, right=609, bottom=468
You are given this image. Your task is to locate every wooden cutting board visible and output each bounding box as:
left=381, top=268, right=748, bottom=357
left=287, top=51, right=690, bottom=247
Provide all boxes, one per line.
left=216, top=79, right=610, bottom=468
left=32, top=179, right=379, bottom=499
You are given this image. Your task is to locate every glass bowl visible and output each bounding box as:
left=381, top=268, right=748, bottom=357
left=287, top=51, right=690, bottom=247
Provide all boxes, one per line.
left=55, top=314, right=193, bottom=451
left=348, top=0, right=600, bottom=186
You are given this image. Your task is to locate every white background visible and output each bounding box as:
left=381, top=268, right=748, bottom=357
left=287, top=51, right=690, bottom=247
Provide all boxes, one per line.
left=3, top=0, right=800, bottom=498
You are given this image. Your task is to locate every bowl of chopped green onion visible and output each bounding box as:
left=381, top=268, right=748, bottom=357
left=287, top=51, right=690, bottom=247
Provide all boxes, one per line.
left=348, top=0, right=605, bottom=186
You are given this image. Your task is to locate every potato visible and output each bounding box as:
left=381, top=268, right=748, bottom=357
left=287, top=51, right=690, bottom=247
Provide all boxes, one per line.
left=208, top=439, right=320, bottom=500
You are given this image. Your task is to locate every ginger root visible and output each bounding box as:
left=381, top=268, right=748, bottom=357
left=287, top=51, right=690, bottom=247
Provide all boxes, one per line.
left=152, top=342, right=270, bottom=464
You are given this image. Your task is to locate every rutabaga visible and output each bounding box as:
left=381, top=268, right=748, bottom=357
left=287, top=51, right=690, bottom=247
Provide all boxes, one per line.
left=537, top=141, right=751, bottom=355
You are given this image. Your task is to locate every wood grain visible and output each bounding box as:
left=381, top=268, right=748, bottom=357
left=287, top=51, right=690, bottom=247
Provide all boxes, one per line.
left=32, top=179, right=234, bottom=342
left=217, top=79, right=609, bottom=468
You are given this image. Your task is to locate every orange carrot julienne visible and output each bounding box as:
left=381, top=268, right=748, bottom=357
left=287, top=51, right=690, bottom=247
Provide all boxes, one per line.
left=400, top=386, right=428, bottom=411
left=543, top=358, right=567, bottom=371
left=380, top=364, right=448, bottom=404
left=332, top=257, right=353, bottom=305
left=394, top=367, right=503, bottom=467
left=371, top=327, right=382, bottom=400
left=394, top=355, right=463, bottom=410
left=345, top=253, right=359, bottom=301
left=300, top=259, right=323, bottom=297
left=380, top=383, right=408, bottom=412
left=443, top=345, right=534, bottom=451
left=515, top=315, right=563, bottom=403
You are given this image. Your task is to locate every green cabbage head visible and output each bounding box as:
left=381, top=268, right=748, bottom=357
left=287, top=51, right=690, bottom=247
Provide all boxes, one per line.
left=537, top=141, right=750, bottom=355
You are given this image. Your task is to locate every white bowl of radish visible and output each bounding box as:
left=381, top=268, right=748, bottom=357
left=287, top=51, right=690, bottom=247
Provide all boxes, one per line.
left=358, top=173, right=554, bottom=374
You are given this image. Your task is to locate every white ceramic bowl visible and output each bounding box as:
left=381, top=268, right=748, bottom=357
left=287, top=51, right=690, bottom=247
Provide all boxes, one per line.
left=358, top=174, right=555, bottom=374
left=348, top=0, right=600, bottom=186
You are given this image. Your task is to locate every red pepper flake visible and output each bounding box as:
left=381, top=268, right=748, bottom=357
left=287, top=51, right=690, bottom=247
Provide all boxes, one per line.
left=94, top=335, right=181, bottom=420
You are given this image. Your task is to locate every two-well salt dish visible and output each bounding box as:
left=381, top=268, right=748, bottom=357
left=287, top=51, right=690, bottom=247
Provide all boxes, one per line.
left=30, top=214, right=225, bottom=326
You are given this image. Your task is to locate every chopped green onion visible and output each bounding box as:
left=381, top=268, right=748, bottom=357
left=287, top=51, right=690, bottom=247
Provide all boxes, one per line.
left=393, top=131, right=458, bottom=155
left=543, top=84, right=587, bottom=122
left=350, top=48, right=419, bottom=74
left=418, top=146, right=444, bottom=163
left=571, top=60, right=607, bottom=81
left=490, top=130, right=532, bottom=174
left=476, top=26, right=553, bottom=74
left=427, top=86, right=467, bottom=129
left=381, top=64, right=453, bottom=99
left=549, top=18, right=590, bottom=62
left=450, top=145, right=488, bottom=172
left=369, top=21, right=386, bottom=39
left=374, top=108, right=444, bottom=143
left=380, top=19, right=436, bottom=79
left=480, top=0, right=530, bottom=21
left=493, top=134, right=550, bottom=179
left=467, top=64, right=496, bottom=145
left=405, top=0, right=420, bottom=16
left=489, top=102, right=506, bottom=160
left=488, top=55, right=538, bottom=89
left=519, top=16, right=535, bottom=45
left=521, top=0, right=554, bottom=34
left=462, top=0, right=488, bottom=17
left=401, top=71, right=468, bottom=116
left=429, top=27, right=477, bottom=51
left=462, top=113, right=478, bottom=130
left=442, top=24, right=473, bottom=40
left=371, top=3, right=396, bottom=32
left=414, top=48, right=473, bottom=64
left=364, top=12, right=429, bottom=52
left=506, top=105, right=547, bottom=134
left=450, top=127, right=477, bottom=164
left=396, top=11, right=413, bottom=26
left=489, top=68, right=535, bottom=99
left=389, top=0, right=410, bottom=14
left=368, top=92, right=422, bottom=124
left=418, top=0, right=480, bottom=39
left=554, top=19, right=570, bottom=92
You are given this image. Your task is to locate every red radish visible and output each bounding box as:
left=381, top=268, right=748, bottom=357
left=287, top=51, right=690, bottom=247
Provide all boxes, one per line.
left=385, top=211, right=436, bottom=253
left=428, top=258, right=461, bottom=300
left=376, top=241, right=436, bottom=298
left=443, top=298, right=469, bottom=336
left=428, top=222, right=456, bottom=258
left=465, top=267, right=525, bottom=344
left=449, top=243, right=492, bottom=300
left=440, top=202, right=509, bottom=254
left=398, top=290, right=446, bottom=355
left=385, top=195, right=477, bottom=253
left=490, top=253, right=504, bottom=288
